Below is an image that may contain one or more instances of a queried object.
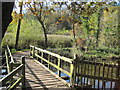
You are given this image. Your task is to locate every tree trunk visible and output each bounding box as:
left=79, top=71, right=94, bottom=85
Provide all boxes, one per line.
left=72, top=23, right=77, bottom=46
left=15, top=4, right=22, bottom=50
left=96, top=8, right=102, bottom=47
left=86, top=18, right=90, bottom=51
left=38, top=20, right=48, bottom=48
left=2, top=2, right=14, bottom=39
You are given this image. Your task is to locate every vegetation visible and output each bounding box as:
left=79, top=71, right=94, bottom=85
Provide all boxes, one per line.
left=2, top=17, right=72, bottom=50
left=2, top=1, right=120, bottom=61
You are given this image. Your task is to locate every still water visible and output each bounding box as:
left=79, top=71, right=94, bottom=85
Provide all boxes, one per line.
left=0, top=69, right=7, bottom=79
left=52, top=66, right=116, bottom=89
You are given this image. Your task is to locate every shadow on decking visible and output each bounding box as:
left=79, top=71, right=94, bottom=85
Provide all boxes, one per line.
left=25, top=63, right=48, bottom=90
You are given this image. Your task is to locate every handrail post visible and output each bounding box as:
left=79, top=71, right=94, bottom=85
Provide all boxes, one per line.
left=117, top=61, right=120, bottom=80
left=70, top=61, right=74, bottom=86
left=48, top=55, right=50, bottom=69
left=30, top=46, right=32, bottom=56
left=41, top=52, right=43, bottom=64
left=5, top=50, right=10, bottom=73
left=32, top=46, right=35, bottom=58
left=115, top=61, right=120, bottom=89
left=10, top=62, right=13, bottom=72
left=37, top=50, right=39, bottom=60
left=70, top=54, right=77, bottom=87
left=22, top=56, right=25, bottom=89
left=58, top=58, right=61, bottom=77
left=9, top=62, right=13, bottom=85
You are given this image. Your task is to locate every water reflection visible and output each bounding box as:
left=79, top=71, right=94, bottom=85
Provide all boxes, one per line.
left=51, top=68, right=116, bottom=89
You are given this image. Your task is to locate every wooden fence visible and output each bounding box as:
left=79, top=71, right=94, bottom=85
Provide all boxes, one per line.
left=0, top=46, right=25, bottom=90
left=30, top=45, right=120, bottom=89
left=74, top=56, right=120, bottom=89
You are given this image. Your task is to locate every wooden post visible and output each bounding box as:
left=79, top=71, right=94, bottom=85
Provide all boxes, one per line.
left=9, top=62, right=13, bottom=85
left=58, top=58, right=61, bottom=77
left=70, top=61, right=74, bottom=86
left=117, top=61, right=120, bottom=80
left=22, top=56, right=25, bottom=89
left=48, top=55, right=50, bottom=69
left=32, top=46, right=35, bottom=58
left=10, top=62, right=13, bottom=72
left=102, top=62, right=105, bottom=89
left=5, top=50, right=10, bottom=73
left=114, top=61, right=120, bottom=89
left=41, top=52, right=43, bottom=64
left=37, top=50, right=39, bottom=61
left=70, top=54, right=77, bottom=87
left=30, top=46, right=32, bottom=56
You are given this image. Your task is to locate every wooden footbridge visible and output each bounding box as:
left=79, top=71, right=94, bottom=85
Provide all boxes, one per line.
left=0, top=45, right=120, bottom=90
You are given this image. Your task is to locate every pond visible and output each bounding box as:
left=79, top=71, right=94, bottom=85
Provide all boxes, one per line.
left=0, top=69, right=7, bottom=79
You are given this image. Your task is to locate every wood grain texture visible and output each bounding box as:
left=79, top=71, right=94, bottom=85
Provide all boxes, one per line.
left=13, top=51, right=69, bottom=89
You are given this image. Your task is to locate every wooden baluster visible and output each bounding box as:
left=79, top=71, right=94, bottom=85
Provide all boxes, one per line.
left=58, top=58, right=61, bottom=77
left=73, top=54, right=77, bottom=86
left=32, top=46, right=35, bottom=58
left=77, top=62, right=80, bottom=86
left=86, top=62, right=89, bottom=86
left=5, top=50, right=10, bottom=73
left=98, top=64, right=101, bottom=89
left=41, top=52, right=43, bottom=64
left=84, top=61, right=86, bottom=86
left=116, top=61, right=120, bottom=81
left=22, top=56, right=25, bottom=89
left=106, top=63, right=110, bottom=88
left=93, top=62, right=97, bottom=89
left=80, top=61, right=83, bottom=86
left=30, top=46, right=32, bottom=56
left=114, top=61, right=120, bottom=89
left=102, top=63, right=105, bottom=89
left=10, top=62, right=13, bottom=85
left=37, top=50, right=39, bottom=61
left=70, top=61, right=74, bottom=86
left=90, top=62, right=93, bottom=86
left=110, top=63, right=114, bottom=89
left=48, top=55, right=50, bottom=69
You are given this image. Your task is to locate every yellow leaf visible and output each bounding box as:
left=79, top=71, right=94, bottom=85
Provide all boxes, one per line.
left=56, top=21, right=59, bottom=24
left=19, top=2, right=23, bottom=6
left=25, top=2, right=31, bottom=4
left=19, top=14, right=24, bottom=17
left=61, top=16, right=64, bottom=18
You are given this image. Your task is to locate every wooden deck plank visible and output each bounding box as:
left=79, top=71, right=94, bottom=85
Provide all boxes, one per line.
left=13, top=51, right=69, bottom=89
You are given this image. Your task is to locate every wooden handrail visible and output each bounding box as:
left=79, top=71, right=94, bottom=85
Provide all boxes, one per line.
left=0, top=64, right=23, bottom=85
left=30, top=45, right=120, bottom=88
left=30, top=45, right=74, bottom=86
left=1, top=46, right=25, bottom=90
left=35, top=54, right=71, bottom=76
left=78, top=60, right=118, bottom=67
left=5, top=46, right=15, bottom=73
left=7, top=45, right=14, bottom=63
left=30, top=45, right=73, bottom=63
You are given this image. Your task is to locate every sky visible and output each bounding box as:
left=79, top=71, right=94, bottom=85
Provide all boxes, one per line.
left=13, top=0, right=120, bottom=13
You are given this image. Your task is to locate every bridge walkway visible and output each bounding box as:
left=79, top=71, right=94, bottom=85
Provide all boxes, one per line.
left=13, top=51, right=69, bottom=90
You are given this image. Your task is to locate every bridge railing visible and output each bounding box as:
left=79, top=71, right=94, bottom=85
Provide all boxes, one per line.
left=74, top=57, right=120, bottom=89
left=30, top=45, right=120, bottom=89
left=0, top=46, right=25, bottom=90
left=30, top=45, right=75, bottom=86
left=5, top=45, right=15, bottom=73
